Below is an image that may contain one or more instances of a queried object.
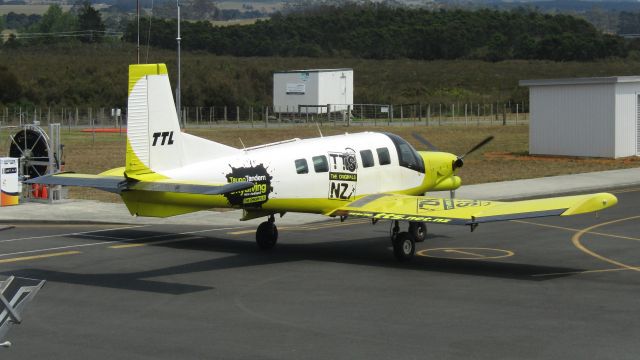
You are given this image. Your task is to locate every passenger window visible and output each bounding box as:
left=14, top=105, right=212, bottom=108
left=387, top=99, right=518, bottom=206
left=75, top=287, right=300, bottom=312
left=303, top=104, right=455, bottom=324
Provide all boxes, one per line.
left=376, top=147, right=391, bottom=165
left=360, top=150, right=374, bottom=168
left=313, top=155, right=328, bottom=172
left=295, top=158, right=308, bottom=174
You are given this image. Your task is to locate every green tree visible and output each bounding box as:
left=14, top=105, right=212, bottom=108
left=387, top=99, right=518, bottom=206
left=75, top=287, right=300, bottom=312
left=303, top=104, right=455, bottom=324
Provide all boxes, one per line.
left=37, top=4, right=76, bottom=33
left=77, top=1, right=105, bottom=43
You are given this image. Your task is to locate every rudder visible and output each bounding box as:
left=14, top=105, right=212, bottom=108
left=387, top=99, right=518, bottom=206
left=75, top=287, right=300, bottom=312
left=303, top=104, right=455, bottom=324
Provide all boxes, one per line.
left=126, top=64, right=183, bottom=175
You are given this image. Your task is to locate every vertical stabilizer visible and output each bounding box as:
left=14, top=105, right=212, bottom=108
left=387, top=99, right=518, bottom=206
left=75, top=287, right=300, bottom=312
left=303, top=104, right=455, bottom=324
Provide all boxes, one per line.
left=126, top=64, right=183, bottom=175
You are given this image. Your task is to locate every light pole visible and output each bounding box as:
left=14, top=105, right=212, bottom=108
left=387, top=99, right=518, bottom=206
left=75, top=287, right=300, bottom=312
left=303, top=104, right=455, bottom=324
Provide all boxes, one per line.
left=176, top=0, right=182, bottom=126
left=136, top=0, right=140, bottom=64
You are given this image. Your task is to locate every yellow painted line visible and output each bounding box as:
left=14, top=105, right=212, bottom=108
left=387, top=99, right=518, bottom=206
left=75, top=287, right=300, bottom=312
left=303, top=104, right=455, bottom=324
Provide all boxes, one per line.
left=533, top=266, right=640, bottom=277
left=444, top=249, right=485, bottom=258
left=109, top=236, right=200, bottom=249
left=228, top=229, right=257, bottom=235
left=417, top=247, right=514, bottom=260
left=0, top=250, right=81, bottom=264
left=571, top=215, right=640, bottom=272
left=512, top=220, right=640, bottom=242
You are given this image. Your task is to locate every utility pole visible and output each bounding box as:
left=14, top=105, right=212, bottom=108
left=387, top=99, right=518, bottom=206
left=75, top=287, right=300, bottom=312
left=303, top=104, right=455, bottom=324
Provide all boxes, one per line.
left=176, top=0, right=182, bottom=126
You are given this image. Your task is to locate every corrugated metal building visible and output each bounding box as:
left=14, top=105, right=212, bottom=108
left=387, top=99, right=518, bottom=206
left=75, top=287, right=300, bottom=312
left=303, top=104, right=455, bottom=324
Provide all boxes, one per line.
left=520, top=77, right=640, bottom=158
left=273, top=69, right=353, bottom=114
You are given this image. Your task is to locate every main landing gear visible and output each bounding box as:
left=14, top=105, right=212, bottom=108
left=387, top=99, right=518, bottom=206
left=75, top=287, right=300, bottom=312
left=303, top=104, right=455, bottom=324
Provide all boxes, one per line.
left=390, top=221, right=428, bottom=261
left=256, top=214, right=278, bottom=250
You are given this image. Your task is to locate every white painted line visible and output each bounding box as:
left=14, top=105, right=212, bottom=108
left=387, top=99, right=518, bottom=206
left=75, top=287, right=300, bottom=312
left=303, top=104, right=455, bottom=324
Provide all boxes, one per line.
left=0, top=241, right=119, bottom=258
left=0, top=226, right=248, bottom=257
left=0, top=225, right=146, bottom=244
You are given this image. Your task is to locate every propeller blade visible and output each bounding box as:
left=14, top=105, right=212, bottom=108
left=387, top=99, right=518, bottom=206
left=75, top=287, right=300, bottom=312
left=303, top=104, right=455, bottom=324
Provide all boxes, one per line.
left=412, top=133, right=439, bottom=151
left=453, top=135, right=494, bottom=170
left=459, top=135, right=494, bottom=160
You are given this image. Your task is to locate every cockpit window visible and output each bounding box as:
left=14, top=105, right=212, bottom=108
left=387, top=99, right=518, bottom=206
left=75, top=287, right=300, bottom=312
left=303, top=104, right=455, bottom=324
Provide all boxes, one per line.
left=377, top=148, right=391, bottom=165
left=383, top=133, right=424, bottom=172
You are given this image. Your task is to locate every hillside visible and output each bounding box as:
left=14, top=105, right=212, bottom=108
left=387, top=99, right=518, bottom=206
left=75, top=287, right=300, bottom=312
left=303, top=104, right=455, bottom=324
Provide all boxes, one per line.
left=2, top=43, right=640, bottom=108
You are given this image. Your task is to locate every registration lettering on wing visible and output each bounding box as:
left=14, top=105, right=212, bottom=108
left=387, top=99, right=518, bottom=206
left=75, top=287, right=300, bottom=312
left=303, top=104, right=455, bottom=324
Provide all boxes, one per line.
left=418, top=199, right=493, bottom=212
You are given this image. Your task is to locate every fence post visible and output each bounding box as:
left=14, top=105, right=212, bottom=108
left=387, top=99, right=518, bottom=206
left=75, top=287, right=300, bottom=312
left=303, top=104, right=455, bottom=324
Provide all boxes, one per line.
left=250, top=106, right=254, bottom=128
left=236, top=106, right=240, bottom=128
left=265, top=107, right=269, bottom=128
left=426, top=104, right=430, bottom=126
left=465, top=104, right=468, bottom=125
left=347, top=105, right=351, bottom=127
left=502, top=103, right=506, bottom=126
left=516, top=103, right=519, bottom=124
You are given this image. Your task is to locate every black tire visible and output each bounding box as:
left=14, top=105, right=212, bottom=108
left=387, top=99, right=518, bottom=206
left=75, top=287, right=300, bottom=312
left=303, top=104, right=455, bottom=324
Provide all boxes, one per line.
left=393, top=232, right=415, bottom=261
left=409, top=222, right=427, bottom=243
left=256, top=221, right=278, bottom=250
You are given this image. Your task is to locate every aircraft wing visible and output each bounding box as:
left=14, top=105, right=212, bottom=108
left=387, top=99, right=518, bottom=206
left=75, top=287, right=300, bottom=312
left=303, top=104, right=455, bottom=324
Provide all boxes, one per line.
left=24, top=173, right=254, bottom=195
left=329, top=192, right=617, bottom=226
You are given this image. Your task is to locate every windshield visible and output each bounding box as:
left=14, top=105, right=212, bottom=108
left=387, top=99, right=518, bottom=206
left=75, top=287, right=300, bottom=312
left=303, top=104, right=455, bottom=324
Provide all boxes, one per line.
left=383, top=133, right=424, bottom=173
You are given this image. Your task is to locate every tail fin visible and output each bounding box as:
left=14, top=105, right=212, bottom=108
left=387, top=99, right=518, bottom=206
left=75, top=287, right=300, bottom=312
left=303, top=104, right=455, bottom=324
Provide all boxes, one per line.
left=126, top=64, right=183, bottom=175
left=126, top=64, right=240, bottom=177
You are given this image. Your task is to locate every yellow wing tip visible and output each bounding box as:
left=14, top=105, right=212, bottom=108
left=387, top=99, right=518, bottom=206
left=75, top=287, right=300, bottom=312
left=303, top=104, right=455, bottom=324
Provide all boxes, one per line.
left=562, top=193, right=618, bottom=216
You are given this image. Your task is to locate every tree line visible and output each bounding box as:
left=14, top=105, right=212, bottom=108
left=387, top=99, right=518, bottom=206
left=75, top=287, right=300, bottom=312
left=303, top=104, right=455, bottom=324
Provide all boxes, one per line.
left=2, top=2, right=106, bottom=47
left=123, top=4, right=628, bottom=61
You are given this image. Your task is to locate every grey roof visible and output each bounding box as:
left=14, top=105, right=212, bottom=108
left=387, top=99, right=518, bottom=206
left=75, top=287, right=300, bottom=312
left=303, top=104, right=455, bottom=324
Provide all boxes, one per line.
left=273, top=68, right=353, bottom=74
left=519, top=76, right=640, bottom=87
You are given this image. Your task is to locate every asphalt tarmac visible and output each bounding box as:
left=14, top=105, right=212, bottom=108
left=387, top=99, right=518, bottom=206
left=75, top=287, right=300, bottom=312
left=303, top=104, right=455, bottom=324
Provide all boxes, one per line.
left=0, top=187, right=638, bottom=359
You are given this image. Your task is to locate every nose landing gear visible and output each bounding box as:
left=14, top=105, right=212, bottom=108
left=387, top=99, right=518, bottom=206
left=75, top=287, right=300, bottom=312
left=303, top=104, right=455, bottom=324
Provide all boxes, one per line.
left=390, top=221, right=427, bottom=261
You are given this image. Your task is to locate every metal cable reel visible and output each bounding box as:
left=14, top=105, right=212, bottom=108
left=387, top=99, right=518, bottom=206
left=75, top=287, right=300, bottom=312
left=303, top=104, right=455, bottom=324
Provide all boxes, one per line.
left=6, top=124, right=63, bottom=201
left=8, top=125, right=56, bottom=180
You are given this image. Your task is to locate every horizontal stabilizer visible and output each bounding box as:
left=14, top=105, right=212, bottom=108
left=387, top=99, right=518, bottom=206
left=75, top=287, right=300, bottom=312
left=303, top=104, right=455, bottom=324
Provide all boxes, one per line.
left=25, top=173, right=254, bottom=195
left=129, top=180, right=254, bottom=195
left=25, top=173, right=128, bottom=193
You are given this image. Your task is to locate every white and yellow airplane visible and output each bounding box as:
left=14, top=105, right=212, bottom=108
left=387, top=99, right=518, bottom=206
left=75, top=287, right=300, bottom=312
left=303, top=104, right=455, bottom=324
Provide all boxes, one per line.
left=27, top=64, right=618, bottom=261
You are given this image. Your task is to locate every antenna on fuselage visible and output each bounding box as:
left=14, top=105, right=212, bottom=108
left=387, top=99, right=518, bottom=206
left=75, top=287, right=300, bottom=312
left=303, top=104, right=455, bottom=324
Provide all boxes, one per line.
left=238, top=138, right=246, bottom=149
left=315, top=122, right=323, bottom=138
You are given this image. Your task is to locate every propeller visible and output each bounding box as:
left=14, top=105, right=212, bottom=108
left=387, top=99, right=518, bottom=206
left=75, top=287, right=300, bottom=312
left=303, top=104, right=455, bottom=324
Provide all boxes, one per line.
left=412, top=133, right=439, bottom=151
left=452, top=135, right=494, bottom=170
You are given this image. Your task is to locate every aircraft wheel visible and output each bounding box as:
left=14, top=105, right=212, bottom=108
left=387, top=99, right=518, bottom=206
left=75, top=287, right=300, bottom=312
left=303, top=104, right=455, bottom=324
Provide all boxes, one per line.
left=393, top=232, right=415, bottom=261
left=256, top=221, right=278, bottom=250
left=409, top=222, right=427, bottom=243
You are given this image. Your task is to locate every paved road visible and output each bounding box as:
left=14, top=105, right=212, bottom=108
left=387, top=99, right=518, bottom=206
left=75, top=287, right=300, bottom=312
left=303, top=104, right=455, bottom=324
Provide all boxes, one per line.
left=0, top=187, right=638, bottom=359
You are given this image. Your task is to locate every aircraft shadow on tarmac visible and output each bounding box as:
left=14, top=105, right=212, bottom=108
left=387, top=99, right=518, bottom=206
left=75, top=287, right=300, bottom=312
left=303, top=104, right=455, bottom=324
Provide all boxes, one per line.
left=2, top=230, right=585, bottom=295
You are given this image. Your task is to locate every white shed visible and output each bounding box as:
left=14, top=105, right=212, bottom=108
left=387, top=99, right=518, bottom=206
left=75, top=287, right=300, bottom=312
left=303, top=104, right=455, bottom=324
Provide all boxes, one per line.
left=520, top=76, right=640, bottom=158
left=273, top=69, right=353, bottom=114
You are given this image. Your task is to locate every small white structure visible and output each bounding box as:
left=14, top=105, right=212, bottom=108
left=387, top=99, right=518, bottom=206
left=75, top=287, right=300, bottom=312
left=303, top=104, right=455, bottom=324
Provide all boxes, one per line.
left=273, top=69, right=353, bottom=114
left=0, top=158, right=19, bottom=206
left=520, top=76, right=640, bottom=158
